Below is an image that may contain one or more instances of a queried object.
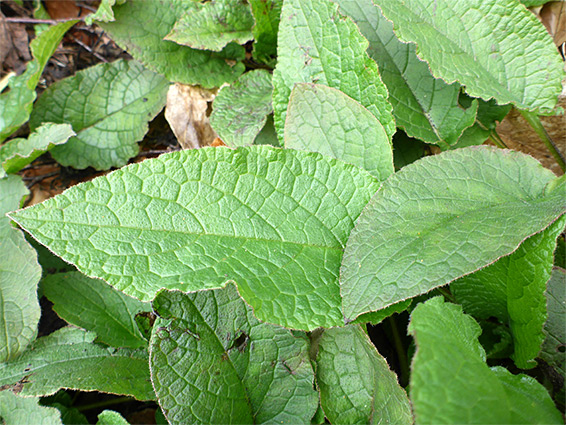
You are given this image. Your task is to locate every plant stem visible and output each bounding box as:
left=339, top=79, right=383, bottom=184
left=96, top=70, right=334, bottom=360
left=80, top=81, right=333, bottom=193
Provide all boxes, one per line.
left=519, top=109, right=566, bottom=172
left=76, top=396, right=134, bottom=412
left=488, top=131, right=508, bottom=149
left=388, top=317, right=409, bottom=387
left=436, top=286, right=457, bottom=303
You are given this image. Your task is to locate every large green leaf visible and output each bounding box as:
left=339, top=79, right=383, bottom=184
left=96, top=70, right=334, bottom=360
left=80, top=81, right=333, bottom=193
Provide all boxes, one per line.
left=150, top=285, right=318, bottom=424
left=315, top=325, right=411, bottom=424
left=0, top=123, right=74, bottom=177
left=9, top=146, right=379, bottom=331
left=376, top=0, right=565, bottom=113
left=272, top=0, right=394, bottom=142
left=210, top=70, right=273, bottom=148
left=250, top=0, right=283, bottom=65
left=41, top=272, right=151, bottom=349
left=284, top=83, right=393, bottom=181
left=165, top=0, right=254, bottom=51
left=451, top=216, right=566, bottom=368
left=0, top=20, right=77, bottom=142
left=29, top=60, right=168, bottom=170
left=409, top=297, right=562, bottom=424
left=334, top=0, right=477, bottom=149
left=99, top=0, right=245, bottom=88
left=540, top=267, right=566, bottom=379
left=0, top=392, right=62, bottom=425
left=340, top=146, right=566, bottom=322
left=0, top=175, right=41, bottom=362
left=0, top=327, right=154, bottom=400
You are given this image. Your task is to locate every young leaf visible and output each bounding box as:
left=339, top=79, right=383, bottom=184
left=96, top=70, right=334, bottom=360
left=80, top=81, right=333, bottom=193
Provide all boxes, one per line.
left=376, top=0, right=565, bottom=113
left=250, top=0, right=283, bottom=64
left=284, top=83, right=393, bottom=181
left=9, top=146, right=379, bottom=331
left=409, top=297, right=562, bottom=424
left=85, top=0, right=125, bottom=25
left=540, top=267, right=566, bottom=379
left=99, top=0, right=245, bottom=88
left=0, top=175, right=41, bottom=362
left=334, top=0, right=477, bottom=149
left=150, top=285, right=318, bottom=424
left=41, top=272, right=151, bottom=349
left=272, top=0, right=395, bottom=142
left=315, top=325, right=412, bottom=424
left=29, top=60, right=169, bottom=170
left=0, top=20, right=77, bottom=142
left=0, top=392, right=62, bottom=425
left=0, top=327, right=154, bottom=401
left=451, top=216, right=566, bottom=368
left=210, top=70, right=273, bottom=148
left=97, top=410, right=130, bottom=425
left=0, top=123, right=74, bottom=177
left=340, top=146, right=566, bottom=322
left=165, top=0, right=254, bottom=51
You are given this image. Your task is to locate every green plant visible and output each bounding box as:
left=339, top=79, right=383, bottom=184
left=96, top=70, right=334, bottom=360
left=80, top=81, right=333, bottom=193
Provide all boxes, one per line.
left=1, top=0, right=565, bottom=423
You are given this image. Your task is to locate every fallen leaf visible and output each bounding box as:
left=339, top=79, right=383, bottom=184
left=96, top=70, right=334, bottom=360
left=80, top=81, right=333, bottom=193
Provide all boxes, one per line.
left=164, top=83, right=219, bottom=149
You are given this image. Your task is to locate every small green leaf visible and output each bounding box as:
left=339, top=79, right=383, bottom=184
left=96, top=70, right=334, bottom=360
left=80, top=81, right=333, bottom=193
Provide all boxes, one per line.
left=9, top=146, right=379, bottom=331
left=165, top=0, right=254, bottom=51
left=41, top=272, right=151, bottom=349
left=97, top=410, right=130, bottom=425
left=100, top=0, right=245, bottom=88
left=150, top=285, right=318, bottom=424
left=0, top=20, right=77, bottom=142
left=409, top=297, right=562, bottom=424
left=334, top=0, right=477, bottom=149
left=30, top=60, right=168, bottom=170
left=85, top=0, right=125, bottom=25
left=0, top=392, right=62, bottom=425
left=540, top=267, right=566, bottom=379
left=0, top=123, right=74, bottom=176
left=0, top=327, right=154, bottom=400
left=210, top=70, right=273, bottom=148
left=340, top=146, right=566, bottom=322
left=451, top=216, right=566, bottom=368
left=316, top=325, right=412, bottom=424
left=0, top=175, right=41, bottom=362
left=284, top=83, right=393, bottom=181
left=250, top=0, right=283, bottom=64
left=376, top=0, right=565, bottom=113
left=272, top=0, right=394, bottom=142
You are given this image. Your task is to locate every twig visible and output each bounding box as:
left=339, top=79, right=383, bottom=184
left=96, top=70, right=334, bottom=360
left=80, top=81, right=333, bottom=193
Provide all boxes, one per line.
left=68, top=34, right=107, bottom=62
left=4, top=17, right=80, bottom=24
left=22, top=171, right=59, bottom=188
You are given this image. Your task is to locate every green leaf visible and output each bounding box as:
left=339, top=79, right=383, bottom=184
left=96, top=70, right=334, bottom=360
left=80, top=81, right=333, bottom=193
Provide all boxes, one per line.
left=0, top=392, right=62, bottom=425
left=315, top=325, right=412, bottom=424
left=540, top=267, right=566, bottom=379
left=340, top=146, right=566, bottom=322
left=250, top=0, right=283, bottom=64
left=97, top=410, right=130, bottom=425
left=451, top=216, right=566, bottom=368
left=210, top=70, right=273, bottom=148
left=9, top=146, right=379, bottom=331
left=409, top=297, right=562, bottom=424
left=0, top=123, right=74, bottom=177
left=41, top=272, right=151, bottom=349
left=99, top=0, right=245, bottom=88
left=150, top=285, right=318, bottom=424
left=85, top=0, right=125, bottom=25
left=165, top=0, right=254, bottom=51
left=253, top=114, right=279, bottom=147
left=0, top=20, right=77, bottom=142
left=284, top=83, right=394, bottom=181
left=334, top=0, right=477, bottom=150
left=376, top=0, right=565, bottom=113
left=272, top=0, right=395, bottom=142
left=0, top=327, right=154, bottom=400
left=0, top=175, right=41, bottom=362
left=29, top=60, right=168, bottom=170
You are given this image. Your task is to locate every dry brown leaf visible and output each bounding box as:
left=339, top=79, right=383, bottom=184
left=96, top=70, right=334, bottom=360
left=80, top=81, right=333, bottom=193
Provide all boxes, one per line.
left=164, top=83, right=219, bottom=149
left=539, top=1, right=566, bottom=46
